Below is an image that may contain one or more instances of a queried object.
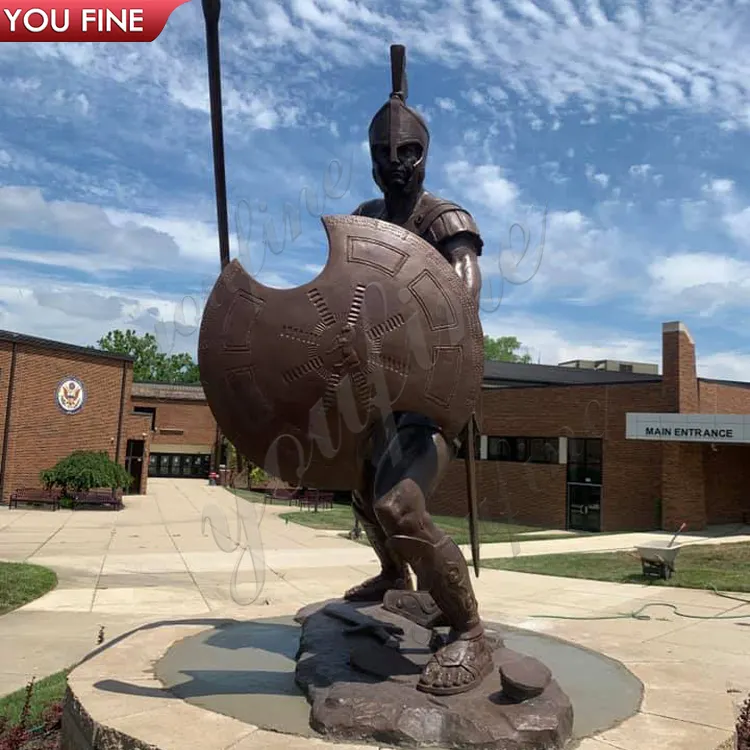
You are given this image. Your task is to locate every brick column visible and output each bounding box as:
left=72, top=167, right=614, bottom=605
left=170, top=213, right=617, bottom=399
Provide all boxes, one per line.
left=661, top=321, right=699, bottom=412
left=660, top=321, right=705, bottom=529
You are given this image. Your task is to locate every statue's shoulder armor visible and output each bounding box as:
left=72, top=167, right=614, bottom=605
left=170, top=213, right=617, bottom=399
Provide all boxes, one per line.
left=352, top=199, right=386, bottom=218
left=413, top=192, right=483, bottom=256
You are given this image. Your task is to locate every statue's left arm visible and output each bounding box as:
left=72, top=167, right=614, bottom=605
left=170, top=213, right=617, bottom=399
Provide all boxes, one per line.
left=423, top=204, right=484, bottom=310
left=440, top=235, right=482, bottom=310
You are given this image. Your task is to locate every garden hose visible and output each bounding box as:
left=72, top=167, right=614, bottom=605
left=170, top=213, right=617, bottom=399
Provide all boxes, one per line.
left=531, top=585, right=750, bottom=622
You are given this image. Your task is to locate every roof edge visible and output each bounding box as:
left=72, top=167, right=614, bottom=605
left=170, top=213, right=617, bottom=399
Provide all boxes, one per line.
left=0, top=329, right=134, bottom=363
left=698, top=377, right=750, bottom=390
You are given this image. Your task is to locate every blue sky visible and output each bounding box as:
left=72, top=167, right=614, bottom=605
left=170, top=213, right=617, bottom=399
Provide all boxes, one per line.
left=1, top=0, right=750, bottom=378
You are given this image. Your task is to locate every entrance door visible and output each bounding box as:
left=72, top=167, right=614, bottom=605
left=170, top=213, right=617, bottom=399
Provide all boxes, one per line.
left=567, top=483, right=601, bottom=532
left=566, top=438, right=603, bottom=531
left=125, top=440, right=145, bottom=495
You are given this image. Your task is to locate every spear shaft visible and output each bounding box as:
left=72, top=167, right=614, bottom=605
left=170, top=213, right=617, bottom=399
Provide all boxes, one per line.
left=201, top=0, right=231, bottom=270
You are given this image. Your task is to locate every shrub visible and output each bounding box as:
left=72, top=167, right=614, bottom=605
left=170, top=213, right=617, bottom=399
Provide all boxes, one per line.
left=249, top=466, right=268, bottom=486
left=40, top=451, right=132, bottom=496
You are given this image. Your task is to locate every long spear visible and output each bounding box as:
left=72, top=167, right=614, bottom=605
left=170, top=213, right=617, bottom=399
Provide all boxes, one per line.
left=201, top=0, right=231, bottom=270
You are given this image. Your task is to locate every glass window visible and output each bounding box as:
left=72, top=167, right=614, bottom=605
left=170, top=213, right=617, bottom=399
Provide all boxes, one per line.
left=487, top=437, right=512, bottom=461
left=170, top=455, right=182, bottom=475
left=159, top=454, right=170, bottom=473
left=525, top=438, right=559, bottom=464
left=586, top=439, right=602, bottom=464
left=568, top=438, right=586, bottom=465
left=181, top=456, right=192, bottom=475
left=515, top=438, right=528, bottom=462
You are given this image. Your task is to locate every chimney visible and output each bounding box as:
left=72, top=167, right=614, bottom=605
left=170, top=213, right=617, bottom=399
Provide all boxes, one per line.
left=661, top=321, right=698, bottom=412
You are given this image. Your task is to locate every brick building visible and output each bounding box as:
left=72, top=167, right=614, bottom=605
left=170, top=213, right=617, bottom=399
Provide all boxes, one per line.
left=131, top=382, right=221, bottom=482
left=1, top=321, right=749, bottom=531
left=435, top=321, right=750, bottom=532
left=0, top=331, right=223, bottom=504
left=0, top=330, right=153, bottom=502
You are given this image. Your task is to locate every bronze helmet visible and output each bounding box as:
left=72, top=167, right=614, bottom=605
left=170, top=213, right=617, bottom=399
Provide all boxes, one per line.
left=368, top=45, right=430, bottom=194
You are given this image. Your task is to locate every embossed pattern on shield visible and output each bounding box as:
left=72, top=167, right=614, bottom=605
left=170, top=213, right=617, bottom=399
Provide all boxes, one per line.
left=198, top=214, right=484, bottom=491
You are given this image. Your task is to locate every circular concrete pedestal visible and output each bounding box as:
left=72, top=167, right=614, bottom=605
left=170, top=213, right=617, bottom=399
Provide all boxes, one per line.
left=61, top=615, right=643, bottom=750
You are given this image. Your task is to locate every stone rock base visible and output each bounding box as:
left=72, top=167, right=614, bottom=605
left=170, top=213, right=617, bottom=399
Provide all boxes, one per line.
left=294, top=599, right=574, bottom=749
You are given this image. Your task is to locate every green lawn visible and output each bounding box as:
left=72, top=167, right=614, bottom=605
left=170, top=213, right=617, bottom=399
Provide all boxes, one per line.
left=0, top=670, right=68, bottom=726
left=483, top=541, right=750, bottom=592
left=0, top=562, right=57, bottom=616
left=276, top=502, right=561, bottom=545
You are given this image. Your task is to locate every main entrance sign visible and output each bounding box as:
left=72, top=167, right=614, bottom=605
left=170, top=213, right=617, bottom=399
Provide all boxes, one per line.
left=626, top=413, right=750, bottom=443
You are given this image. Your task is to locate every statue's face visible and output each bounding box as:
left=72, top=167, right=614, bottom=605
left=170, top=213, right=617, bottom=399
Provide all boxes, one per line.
left=371, top=142, right=424, bottom=193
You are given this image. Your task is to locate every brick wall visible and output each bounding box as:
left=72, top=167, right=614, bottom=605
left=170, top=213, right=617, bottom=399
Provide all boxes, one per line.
left=703, top=445, right=750, bottom=524
left=0, top=344, right=131, bottom=503
left=697, top=383, right=750, bottom=525
left=130, top=396, right=217, bottom=452
left=431, top=459, right=568, bottom=528
left=661, top=442, right=706, bottom=529
left=700, top=381, right=750, bottom=414
left=432, top=381, right=668, bottom=531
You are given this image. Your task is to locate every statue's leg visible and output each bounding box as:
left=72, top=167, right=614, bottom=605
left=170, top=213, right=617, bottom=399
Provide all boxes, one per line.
left=343, top=461, right=413, bottom=602
left=374, top=425, right=493, bottom=696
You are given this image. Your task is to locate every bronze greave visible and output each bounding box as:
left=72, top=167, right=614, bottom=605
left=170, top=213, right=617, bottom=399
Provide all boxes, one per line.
left=352, top=494, right=411, bottom=582
left=387, top=532, right=481, bottom=634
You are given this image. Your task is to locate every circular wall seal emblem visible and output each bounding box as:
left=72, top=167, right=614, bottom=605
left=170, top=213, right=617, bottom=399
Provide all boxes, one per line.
left=56, top=377, right=85, bottom=414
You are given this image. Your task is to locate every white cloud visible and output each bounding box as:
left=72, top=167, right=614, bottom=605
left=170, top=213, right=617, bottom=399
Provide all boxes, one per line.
left=585, top=164, right=609, bottom=188
left=629, top=163, right=653, bottom=178
left=0, top=185, right=223, bottom=273
left=723, top=207, right=750, bottom=246
left=703, top=178, right=734, bottom=198
left=644, top=252, right=750, bottom=316
left=435, top=97, right=456, bottom=111
left=697, top=352, right=750, bottom=382
left=5, top=0, right=750, bottom=128
left=0, top=270, right=190, bottom=356
left=444, top=160, right=518, bottom=211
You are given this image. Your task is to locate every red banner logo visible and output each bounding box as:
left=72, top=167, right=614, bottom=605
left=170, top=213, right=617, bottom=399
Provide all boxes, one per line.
left=1, top=0, right=189, bottom=41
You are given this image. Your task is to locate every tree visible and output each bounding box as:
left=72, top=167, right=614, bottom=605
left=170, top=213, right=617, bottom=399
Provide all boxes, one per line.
left=96, top=329, right=200, bottom=384
left=483, top=335, right=533, bottom=363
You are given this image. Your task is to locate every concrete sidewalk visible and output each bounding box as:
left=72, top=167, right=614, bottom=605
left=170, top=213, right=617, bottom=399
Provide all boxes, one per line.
left=1, top=479, right=749, bottom=749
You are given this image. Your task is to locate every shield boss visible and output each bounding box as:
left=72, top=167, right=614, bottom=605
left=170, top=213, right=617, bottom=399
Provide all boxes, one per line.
left=198, top=215, right=484, bottom=491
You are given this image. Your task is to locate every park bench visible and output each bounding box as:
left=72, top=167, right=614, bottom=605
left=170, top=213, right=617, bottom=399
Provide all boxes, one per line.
left=72, top=489, right=123, bottom=510
left=263, top=487, right=297, bottom=505
left=299, top=490, right=334, bottom=511
left=9, top=487, right=61, bottom=511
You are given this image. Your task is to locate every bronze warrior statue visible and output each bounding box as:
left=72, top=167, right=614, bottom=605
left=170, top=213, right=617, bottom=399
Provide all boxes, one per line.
left=343, top=45, right=492, bottom=696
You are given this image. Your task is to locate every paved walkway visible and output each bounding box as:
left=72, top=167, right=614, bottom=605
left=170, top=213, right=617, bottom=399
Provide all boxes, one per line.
left=1, top=479, right=749, bottom=749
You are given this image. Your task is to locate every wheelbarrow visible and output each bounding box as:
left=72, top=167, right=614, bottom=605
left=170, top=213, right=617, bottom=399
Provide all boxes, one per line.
left=635, top=544, right=681, bottom=579
left=635, top=523, right=687, bottom=580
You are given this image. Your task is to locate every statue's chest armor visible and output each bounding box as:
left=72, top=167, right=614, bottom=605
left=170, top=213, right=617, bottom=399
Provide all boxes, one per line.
left=367, top=194, right=452, bottom=260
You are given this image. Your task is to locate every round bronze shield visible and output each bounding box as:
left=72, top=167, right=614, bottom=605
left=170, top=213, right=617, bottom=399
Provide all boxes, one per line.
left=198, top=215, right=484, bottom=491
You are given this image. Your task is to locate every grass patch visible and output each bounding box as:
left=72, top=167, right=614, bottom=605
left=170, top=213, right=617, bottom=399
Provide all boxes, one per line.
left=278, top=503, right=555, bottom=545
left=228, top=489, right=266, bottom=503
left=483, top=541, right=750, bottom=592
left=0, top=562, right=57, bottom=615
left=0, top=670, right=68, bottom=726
